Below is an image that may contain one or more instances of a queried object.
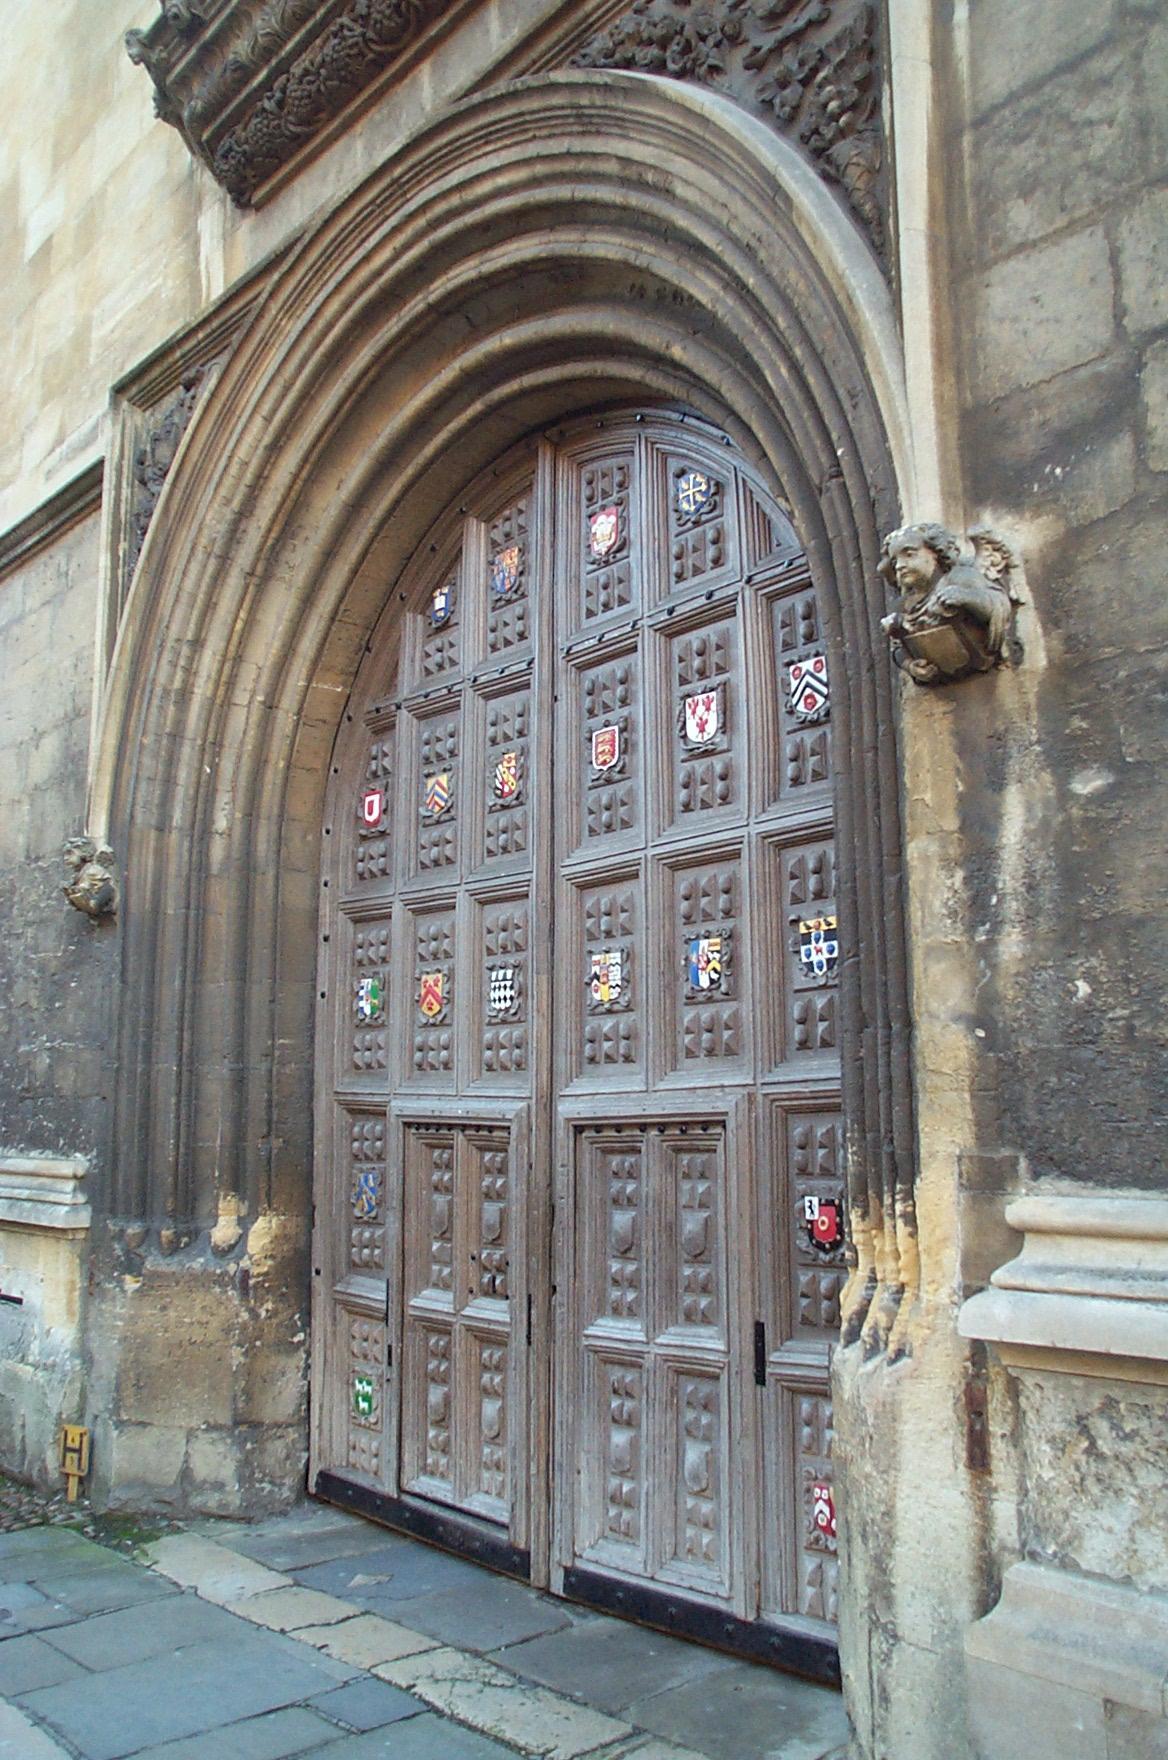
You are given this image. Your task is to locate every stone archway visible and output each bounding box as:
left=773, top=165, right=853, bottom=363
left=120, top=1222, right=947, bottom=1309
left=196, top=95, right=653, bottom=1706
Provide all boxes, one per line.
left=88, top=58, right=915, bottom=1682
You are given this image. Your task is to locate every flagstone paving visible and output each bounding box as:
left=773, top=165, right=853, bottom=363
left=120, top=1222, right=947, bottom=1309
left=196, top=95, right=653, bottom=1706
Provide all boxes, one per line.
left=1, top=1501, right=850, bottom=1759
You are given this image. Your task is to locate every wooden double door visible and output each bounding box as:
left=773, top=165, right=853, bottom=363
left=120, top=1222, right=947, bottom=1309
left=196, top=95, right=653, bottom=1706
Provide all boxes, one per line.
left=312, top=411, right=844, bottom=1676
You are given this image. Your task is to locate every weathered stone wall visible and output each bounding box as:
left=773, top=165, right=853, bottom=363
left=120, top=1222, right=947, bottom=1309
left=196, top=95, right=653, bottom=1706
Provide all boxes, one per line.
left=838, top=6, right=1167, bottom=1757
left=918, top=6, right=1166, bottom=1756
left=0, top=513, right=114, bottom=1159
left=946, top=0, right=1167, bottom=1194
left=0, top=3, right=200, bottom=531
left=0, top=511, right=112, bottom=1490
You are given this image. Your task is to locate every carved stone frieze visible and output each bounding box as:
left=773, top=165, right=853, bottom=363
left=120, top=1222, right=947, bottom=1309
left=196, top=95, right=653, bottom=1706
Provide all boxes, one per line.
left=573, top=0, right=885, bottom=252
left=127, top=0, right=450, bottom=206
left=878, top=523, right=1022, bottom=685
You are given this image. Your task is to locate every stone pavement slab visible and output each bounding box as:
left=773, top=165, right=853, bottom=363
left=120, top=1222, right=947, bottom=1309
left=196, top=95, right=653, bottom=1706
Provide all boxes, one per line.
left=5, top=1505, right=850, bottom=1760
left=493, top=1616, right=733, bottom=1716
left=295, top=1611, right=439, bottom=1668
left=300, top=1710, right=522, bottom=1758
left=306, top=1675, right=423, bottom=1730
left=30, top=1560, right=177, bottom=1618
left=0, top=1698, right=72, bottom=1759
left=226, top=1585, right=360, bottom=1631
left=0, top=1579, right=78, bottom=1638
left=0, top=1528, right=115, bottom=1579
left=202, top=1513, right=378, bottom=1574
left=0, top=1632, right=88, bottom=1695
left=390, top=1573, right=575, bottom=1652
left=607, top=1743, right=711, bottom=1760
left=127, top=1706, right=347, bottom=1759
left=38, top=1587, right=244, bottom=1669
left=377, top=1643, right=632, bottom=1759
left=145, top=1533, right=291, bottom=1604
left=293, top=1537, right=486, bottom=1604
left=624, top=1659, right=850, bottom=1760
left=18, top=1630, right=358, bottom=1760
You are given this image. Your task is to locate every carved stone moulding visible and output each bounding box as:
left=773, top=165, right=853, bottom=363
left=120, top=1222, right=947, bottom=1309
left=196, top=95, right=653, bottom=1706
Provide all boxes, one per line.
left=572, top=0, right=887, bottom=256
left=126, top=0, right=458, bottom=206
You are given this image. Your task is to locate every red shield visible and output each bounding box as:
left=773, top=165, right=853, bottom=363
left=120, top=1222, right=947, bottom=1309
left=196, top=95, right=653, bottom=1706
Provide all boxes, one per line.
left=361, top=788, right=384, bottom=826
left=803, top=1193, right=843, bottom=1253
left=812, top=1482, right=837, bottom=1540
left=589, top=505, right=620, bottom=559
left=592, top=724, right=621, bottom=771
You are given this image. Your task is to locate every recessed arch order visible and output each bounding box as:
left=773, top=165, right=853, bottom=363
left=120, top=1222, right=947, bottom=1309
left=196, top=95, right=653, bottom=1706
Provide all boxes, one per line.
left=93, top=69, right=918, bottom=1353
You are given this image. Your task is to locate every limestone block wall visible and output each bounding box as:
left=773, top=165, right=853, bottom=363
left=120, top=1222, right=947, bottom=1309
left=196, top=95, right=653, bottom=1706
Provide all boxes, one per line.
left=0, top=2, right=201, bottom=533
left=0, top=0, right=577, bottom=537
left=0, top=511, right=114, bottom=1161
left=836, top=7, right=1167, bottom=1757
left=926, top=3, right=1168, bottom=1755
left=945, top=0, right=1167, bottom=1196
left=0, top=506, right=113, bottom=1492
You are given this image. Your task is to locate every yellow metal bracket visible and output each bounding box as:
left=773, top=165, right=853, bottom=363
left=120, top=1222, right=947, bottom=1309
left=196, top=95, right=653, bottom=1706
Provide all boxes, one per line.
left=60, top=1424, right=90, bottom=1502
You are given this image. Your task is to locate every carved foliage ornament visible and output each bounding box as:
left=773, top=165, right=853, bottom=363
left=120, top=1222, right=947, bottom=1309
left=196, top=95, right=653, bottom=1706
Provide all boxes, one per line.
left=127, top=0, right=448, bottom=206
left=573, top=0, right=885, bottom=252
left=878, top=524, right=1022, bottom=685
left=128, top=369, right=206, bottom=583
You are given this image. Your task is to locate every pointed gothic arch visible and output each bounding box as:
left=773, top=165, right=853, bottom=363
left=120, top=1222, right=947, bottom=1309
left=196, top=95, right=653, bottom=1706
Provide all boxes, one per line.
left=91, top=72, right=917, bottom=1404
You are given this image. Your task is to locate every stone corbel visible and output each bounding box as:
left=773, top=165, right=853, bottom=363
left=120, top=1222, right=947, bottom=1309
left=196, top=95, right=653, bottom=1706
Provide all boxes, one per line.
left=879, top=523, right=1022, bottom=685
left=959, top=1193, right=1168, bottom=1384
left=62, top=837, right=119, bottom=921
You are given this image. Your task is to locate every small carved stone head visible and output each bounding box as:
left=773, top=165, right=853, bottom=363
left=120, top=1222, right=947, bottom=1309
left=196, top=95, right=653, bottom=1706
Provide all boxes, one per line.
left=878, top=523, right=962, bottom=600
left=62, top=837, right=119, bottom=921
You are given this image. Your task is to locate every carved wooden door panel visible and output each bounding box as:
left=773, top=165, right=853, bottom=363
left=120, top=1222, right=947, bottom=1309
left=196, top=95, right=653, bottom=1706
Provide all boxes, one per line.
left=551, top=419, right=842, bottom=1661
left=313, top=459, right=545, bottom=1574
left=313, top=413, right=842, bottom=1670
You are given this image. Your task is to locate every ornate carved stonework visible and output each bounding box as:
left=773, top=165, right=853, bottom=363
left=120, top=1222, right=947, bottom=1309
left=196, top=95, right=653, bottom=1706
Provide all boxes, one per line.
left=127, top=369, right=206, bottom=582
left=63, top=839, right=119, bottom=921
left=878, top=524, right=1022, bottom=685
left=126, top=0, right=451, bottom=206
left=573, top=0, right=885, bottom=252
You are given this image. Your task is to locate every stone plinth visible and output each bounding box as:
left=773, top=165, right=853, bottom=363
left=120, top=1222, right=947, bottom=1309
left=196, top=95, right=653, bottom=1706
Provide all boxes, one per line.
left=960, top=1194, right=1168, bottom=1758
left=0, top=1156, right=91, bottom=1489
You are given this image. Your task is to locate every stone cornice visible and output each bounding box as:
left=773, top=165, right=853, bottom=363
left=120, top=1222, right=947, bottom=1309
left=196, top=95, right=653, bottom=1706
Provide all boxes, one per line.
left=125, top=0, right=468, bottom=207
left=960, top=1194, right=1168, bottom=1379
left=571, top=0, right=886, bottom=255
left=0, top=1156, right=91, bottom=1233
left=0, top=463, right=104, bottom=585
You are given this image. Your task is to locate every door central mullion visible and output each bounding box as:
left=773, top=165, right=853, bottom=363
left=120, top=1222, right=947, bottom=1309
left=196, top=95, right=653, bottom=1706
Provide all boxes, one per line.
left=521, top=437, right=562, bottom=1586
